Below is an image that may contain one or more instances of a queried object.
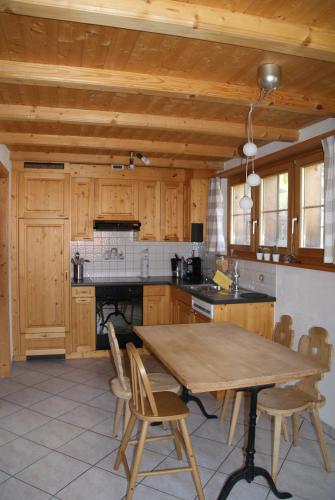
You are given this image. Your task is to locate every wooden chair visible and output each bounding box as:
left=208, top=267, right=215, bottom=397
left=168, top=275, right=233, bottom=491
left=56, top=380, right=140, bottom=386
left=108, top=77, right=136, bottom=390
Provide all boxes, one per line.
left=114, top=343, right=205, bottom=500
left=108, top=323, right=181, bottom=437
left=220, top=315, right=294, bottom=444
left=257, top=326, right=333, bottom=481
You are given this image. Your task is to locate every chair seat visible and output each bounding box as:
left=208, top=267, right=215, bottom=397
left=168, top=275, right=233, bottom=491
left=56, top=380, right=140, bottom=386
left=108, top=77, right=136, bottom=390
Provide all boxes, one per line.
left=111, top=372, right=180, bottom=399
left=130, top=391, right=189, bottom=422
left=258, top=386, right=313, bottom=415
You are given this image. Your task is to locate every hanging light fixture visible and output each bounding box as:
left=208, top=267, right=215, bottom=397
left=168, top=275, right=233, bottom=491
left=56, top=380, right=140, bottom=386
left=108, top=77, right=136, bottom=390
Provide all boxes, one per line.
left=239, top=63, right=282, bottom=207
left=127, top=151, right=150, bottom=169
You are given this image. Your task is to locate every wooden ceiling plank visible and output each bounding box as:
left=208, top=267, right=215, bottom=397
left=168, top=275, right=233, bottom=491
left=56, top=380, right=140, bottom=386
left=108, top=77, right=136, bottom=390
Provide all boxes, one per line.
left=0, top=104, right=299, bottom=142
left=9, top=150, right=221, bottom=169
left=0, top=60, right=333, bottom=117
left=2, top=0, right=335, bottom=62
left=0, top=131, right=236, bottom=158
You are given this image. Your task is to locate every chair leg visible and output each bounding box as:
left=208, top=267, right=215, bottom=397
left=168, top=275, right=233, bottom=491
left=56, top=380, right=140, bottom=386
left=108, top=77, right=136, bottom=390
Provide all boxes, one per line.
left=126, top=421, right=149, bottom=500
left=272, top=415, right=282, bottom=482
left=114, top=414, right=137, bottom=471
left=309, top=407, right=331, bottom=472
left=179, top=418, right=205, bottom=500
left=113, top=397, right=124, bottom=437
left=219, top=389, right=232, bottom=424
left=292, top=413, right=300, bottom=447
left=282, top=417, right=289, bottom=442
left=228, top=391, right=242, bottom=446
left=171, top=421, right=183, bottom=460
left=124, top=400, right=131, bottom=433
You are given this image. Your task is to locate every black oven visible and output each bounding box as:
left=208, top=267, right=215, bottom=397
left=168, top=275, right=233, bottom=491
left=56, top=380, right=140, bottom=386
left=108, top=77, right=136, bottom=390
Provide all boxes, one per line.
left=96, top=284, right=143, bottom=350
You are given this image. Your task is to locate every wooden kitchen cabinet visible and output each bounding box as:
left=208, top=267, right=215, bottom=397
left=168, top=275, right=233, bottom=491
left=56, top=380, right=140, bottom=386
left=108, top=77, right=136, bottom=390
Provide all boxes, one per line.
left=19, top=172, right=70, bottom=218
left=143, top=285, right=170, bottom=325
left=183, top=178, right=208, bottom=241
left=170, top=286, right=210, bottom=324
left=71, top=177, right=94, bottom=240
left=139, top=180, right=161, bottom=241
left=19, top=219, right=70, bottom=356
left=161, top=181, right=184, bottom=241
left=71, top=287, right=96, bottom=353
left=213, top=302, right=274, bottom=339
left=94, top=178, right=139, bottom=220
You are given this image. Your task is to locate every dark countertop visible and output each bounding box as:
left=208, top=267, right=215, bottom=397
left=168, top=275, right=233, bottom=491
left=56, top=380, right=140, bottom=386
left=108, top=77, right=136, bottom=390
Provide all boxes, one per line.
left=72, top=276, right=276, bottom=304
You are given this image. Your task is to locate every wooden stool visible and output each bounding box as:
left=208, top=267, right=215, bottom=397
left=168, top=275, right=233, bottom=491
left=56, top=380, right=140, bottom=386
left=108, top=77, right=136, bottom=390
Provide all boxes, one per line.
left=114, top=342, right=205, bottom=500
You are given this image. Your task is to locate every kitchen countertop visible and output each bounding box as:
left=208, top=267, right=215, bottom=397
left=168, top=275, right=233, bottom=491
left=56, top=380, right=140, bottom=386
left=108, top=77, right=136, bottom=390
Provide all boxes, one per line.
left=71, top=276, right=276, bottom=304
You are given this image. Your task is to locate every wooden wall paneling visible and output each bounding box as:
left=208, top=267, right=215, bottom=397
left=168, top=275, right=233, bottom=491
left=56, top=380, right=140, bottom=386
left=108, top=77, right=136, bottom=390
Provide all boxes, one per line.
left=138, top=180, right=161, bottom=241
left=71, top=177, right=94, bottom=240
left=10, top=169, right=22, bottom=359
left=0, top=165, right=10, bottom=376
left=161, top=181, right=184, bottom=241
left=19, top=172, right=70, bottom=218
left=19, top=219, right=70, bottom=336
left=94, top=178, right=139, bottom=220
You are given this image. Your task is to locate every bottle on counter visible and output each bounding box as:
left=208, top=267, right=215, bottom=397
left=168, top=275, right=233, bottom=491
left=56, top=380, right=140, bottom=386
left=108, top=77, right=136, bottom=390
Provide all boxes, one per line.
left=141, top=248, right=149, bottom=278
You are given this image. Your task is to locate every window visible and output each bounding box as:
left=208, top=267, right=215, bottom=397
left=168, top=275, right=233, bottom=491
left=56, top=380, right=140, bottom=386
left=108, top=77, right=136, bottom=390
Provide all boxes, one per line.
left=260, top=172, right=288, bottom=247
left=227, top=147, right=327, bottom=268
left=230, top=183, right=251, bottom=246
left=300, top=162, right=324, bottom=249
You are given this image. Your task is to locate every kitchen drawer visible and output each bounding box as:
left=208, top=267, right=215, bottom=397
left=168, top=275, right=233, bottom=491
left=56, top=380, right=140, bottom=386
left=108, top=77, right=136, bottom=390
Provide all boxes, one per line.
left=24, top=333, right=66, bottom=356
left=143, top=285, right=167, bottom=297
left=72, top=286, right=95, bottom=298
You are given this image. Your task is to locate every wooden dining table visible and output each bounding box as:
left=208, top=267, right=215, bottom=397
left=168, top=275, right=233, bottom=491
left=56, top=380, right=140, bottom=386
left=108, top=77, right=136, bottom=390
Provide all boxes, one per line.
left=134, top=321, right=325, bottom=500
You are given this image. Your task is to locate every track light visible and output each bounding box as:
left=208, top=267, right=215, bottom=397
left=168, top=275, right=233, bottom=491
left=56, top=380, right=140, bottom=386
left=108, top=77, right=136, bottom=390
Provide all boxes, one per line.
left=128, top=151, right=135, bottom=169
left=135, top=152, right=150, bottom=165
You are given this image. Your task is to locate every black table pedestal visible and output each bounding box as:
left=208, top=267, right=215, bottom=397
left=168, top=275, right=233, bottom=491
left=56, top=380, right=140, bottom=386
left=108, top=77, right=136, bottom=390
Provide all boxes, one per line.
left=181, top=387, right=217, bottom=419
left=218, top=385, right=292, bottom=500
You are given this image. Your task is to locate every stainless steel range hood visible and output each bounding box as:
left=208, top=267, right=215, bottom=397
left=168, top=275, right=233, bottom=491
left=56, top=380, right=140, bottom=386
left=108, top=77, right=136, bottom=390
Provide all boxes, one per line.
left=93, top=220, right=141, bottom=231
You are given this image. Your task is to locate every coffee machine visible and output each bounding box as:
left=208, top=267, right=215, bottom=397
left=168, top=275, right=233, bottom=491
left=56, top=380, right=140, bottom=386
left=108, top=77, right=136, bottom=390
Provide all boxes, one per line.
left=185, top=257, right=202, bottom=281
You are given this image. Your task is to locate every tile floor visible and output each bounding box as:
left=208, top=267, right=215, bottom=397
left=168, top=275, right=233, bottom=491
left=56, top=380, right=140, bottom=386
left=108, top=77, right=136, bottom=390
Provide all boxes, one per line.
left=0, top=358, right=334, bottom=500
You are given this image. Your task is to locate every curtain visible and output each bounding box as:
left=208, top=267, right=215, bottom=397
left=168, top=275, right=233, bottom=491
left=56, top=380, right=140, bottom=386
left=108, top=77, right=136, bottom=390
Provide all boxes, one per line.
left=206, top=177, right=226, bottom=254
left=322, top=136, right=335, bottom=264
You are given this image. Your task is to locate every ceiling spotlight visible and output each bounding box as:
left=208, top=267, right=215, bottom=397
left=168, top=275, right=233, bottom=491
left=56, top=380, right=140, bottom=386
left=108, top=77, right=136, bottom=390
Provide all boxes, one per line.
left=257, top=63, right=282, bottom=91
left=128, top=151, right=135, bottom=169
left=135, top=152, right=150, bottom=165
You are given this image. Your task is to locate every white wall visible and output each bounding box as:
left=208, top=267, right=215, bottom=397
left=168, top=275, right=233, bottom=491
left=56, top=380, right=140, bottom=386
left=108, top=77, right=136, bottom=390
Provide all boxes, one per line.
left=276, top=266, right=335, bottom=429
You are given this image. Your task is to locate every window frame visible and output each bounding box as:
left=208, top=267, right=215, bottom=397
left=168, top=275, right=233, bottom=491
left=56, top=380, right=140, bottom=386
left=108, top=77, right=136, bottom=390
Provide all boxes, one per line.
left=227, top=147, right=327, bottom=268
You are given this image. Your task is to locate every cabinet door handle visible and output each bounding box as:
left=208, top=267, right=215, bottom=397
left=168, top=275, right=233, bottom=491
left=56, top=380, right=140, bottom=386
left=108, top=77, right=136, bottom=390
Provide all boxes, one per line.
left=76, top=298, right=91, bottom=303
left=65, top=271, right=68, bottom=281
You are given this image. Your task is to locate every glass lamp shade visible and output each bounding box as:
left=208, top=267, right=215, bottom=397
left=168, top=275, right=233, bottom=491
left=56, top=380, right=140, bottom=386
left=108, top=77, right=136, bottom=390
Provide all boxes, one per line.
left=243, top=141, right=258, bottom=157
left=247, top=172, right=261, bottom=187
left=239, top=195, right=253, bottom=210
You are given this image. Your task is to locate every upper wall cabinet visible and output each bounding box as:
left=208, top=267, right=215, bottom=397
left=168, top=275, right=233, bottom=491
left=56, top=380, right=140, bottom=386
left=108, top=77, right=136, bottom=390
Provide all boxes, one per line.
left=139, top=180, right=161, bottom=241
left=94, top=179, right=139, bottom=220
left=19, top=172, right=70, bottom=218
left=161, top=181, right=184, bottom=241
left=71, top=177, right=94, bottom=240
left=190, top=178, right=208, bottom=238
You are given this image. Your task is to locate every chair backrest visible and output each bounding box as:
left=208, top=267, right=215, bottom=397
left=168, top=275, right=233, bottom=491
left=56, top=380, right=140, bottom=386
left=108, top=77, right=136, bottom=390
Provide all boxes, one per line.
left=273, top=314, right=294, bottom=348
left=126, top=342, right=158, bottom=417
left=108, top=322, right=127, bottom=391
left=296, top=326, right=333, bottom=401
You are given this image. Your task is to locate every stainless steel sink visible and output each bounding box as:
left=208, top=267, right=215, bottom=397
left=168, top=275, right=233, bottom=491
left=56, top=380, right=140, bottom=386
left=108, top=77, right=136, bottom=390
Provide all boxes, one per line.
left=184, top=284, right=221, bottom=293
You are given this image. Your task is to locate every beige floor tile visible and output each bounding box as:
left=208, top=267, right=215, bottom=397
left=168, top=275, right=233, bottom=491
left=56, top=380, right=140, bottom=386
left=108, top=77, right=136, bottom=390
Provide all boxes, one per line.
left=83, top=374, right=112, bottom=391
left=173, top=434, right=232, bottom=471
left=132, top=484, right=182, bottom=499
left=0, top=428, right=18, bottom=446
left=86, top=391, right=117, bottom=412
left=97, top=446, right=166, bottom=479
left=0, top=379, right=27, bottom=397
left=58, top=368, right=97, bottom=384
left=33, top=378, right=77, bottom=395
left=58, top=430, right=119, bottom=465
left=0, top=437, right=50, bottom=474
left=193, top=416, right=245, bottom=445
left=0, top=470, right=10, bottom=485
left=286, top=436, right=335, bottom=469
left=0, top=408, right=50, bottom=435
left=16, top=451, right=90, bottom=495
left=25, top=419, right=84, bottom=449
left=13, top=370, right=52, bottom=387
left=0, top=399, right=22, bottom=418
left=0, top=477, right=51, bottom=500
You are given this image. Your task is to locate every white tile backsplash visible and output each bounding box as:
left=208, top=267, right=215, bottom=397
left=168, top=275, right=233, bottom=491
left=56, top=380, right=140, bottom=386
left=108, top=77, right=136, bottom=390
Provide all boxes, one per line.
left=71, top=232, right=204, bottom=278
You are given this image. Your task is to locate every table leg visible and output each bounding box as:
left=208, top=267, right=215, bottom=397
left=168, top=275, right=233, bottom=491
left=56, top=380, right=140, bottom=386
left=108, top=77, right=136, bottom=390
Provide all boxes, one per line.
left=181, top=387, right=217, bottom=420
left=218, top=385, right=292, bottom=500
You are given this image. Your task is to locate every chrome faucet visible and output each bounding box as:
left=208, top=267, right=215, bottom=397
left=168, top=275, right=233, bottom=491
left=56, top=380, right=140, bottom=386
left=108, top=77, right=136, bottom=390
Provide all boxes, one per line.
left=230, top=260, right=240, bottom=294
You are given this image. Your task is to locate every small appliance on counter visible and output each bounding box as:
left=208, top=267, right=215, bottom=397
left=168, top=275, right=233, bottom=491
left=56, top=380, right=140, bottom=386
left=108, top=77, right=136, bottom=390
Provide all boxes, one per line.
left=71, top=252, right=90, bottom=282
left=170, top=254, right=202, bottom=281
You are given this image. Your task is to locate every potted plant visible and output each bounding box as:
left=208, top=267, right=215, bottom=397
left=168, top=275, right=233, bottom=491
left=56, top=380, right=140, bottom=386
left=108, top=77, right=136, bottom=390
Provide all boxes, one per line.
left=263, top=247, right=271, bottom=261
left=272, top=245, right=280, bottom=262
left=256, top=246, right=263, bottom=260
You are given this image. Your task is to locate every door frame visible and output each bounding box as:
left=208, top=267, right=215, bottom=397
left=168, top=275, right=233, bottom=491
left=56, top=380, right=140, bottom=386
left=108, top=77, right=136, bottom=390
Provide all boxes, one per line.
left=0, top=162, right=10, bottom=377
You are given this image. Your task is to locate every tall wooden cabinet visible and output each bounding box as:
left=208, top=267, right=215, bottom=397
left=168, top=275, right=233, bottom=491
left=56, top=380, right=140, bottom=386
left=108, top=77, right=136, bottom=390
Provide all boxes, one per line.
left=19, top=218, right=70, bottom=356
left=139, top=181, right=161, bottom=241
left=71, top=177, right=94, bottom=240
left=161, top=181, right=184, bottom=241
left=71, top=287, right=96, bottom=353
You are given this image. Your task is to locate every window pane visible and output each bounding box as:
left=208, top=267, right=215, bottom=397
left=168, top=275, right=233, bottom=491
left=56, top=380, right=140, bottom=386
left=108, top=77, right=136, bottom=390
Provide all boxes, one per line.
left=301, top=207, right=324, bottom=248
left=300, top=163, right=324, bottom=249
left=231, top=214, right=251, bottom=245
left=260, top=172, right=288, bottom=247
left=230, top=183, right=251, bottom=245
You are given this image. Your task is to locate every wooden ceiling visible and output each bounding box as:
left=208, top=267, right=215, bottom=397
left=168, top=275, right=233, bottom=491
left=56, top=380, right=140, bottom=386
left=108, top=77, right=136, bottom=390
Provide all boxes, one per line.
left=0, top=0, right=334, bottom=170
